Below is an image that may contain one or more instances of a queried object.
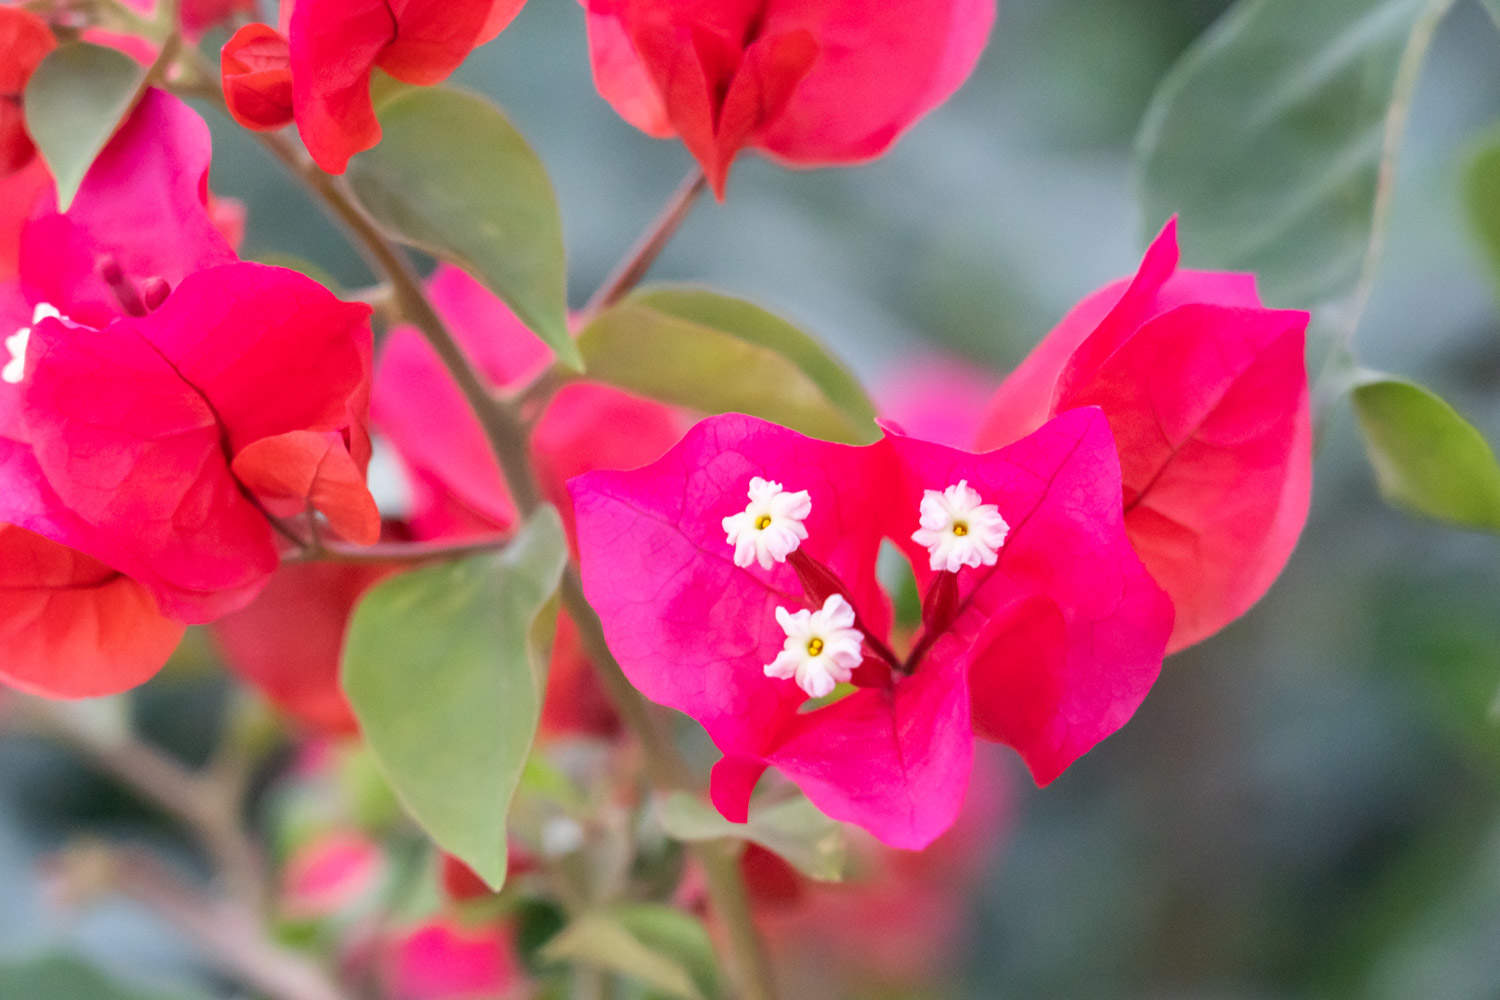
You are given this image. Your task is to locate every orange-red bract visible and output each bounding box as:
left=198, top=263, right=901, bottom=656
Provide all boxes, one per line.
left=0, top=7, right=56, bottom=176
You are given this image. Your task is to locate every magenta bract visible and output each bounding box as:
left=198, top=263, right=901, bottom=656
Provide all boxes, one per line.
left=570, top=411, right=1173, bottom=847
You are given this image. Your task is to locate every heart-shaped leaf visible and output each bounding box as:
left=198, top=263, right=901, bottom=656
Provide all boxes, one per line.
left=343, top=507, right=568, bottom=888
left=346, top=87, right=577, bottom=368
left=25, top=43, right=148, bottom=211
left=577, top=287, right=877, bottom=444
left=1352, top=375, right=1500, bottom=532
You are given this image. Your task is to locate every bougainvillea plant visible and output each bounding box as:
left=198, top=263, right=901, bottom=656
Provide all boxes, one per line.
left=1, top=0, right=1489, bottom=997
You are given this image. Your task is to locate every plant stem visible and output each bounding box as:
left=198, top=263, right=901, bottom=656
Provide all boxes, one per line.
left=579, top=168, right=707, bottom=323
left=246, top=116, right=777, bottom=1000
left=284, top=535, right=511, bottom=566
left=1337, top=0, right=1455, bottom=354
left=698, top=842, right=780, bottom=1000
left=12, top=697, right=268, bottom=913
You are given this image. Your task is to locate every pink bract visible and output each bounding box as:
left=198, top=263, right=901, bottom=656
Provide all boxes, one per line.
left=976, top=219, right=1312, bottom=652
left=569, top=411, right=1172, bottom=848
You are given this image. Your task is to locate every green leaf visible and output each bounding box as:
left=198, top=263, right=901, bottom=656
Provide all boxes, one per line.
left=24, top=43, right=149, bottom=211
left=1482, top=0, right=1500, bottom=29
left=577, top=287, right=878, bottom=444
left=1351, top=375, right=1500, bottom=531
left=543, top=904, right=720, bottom=1000
left=1461, top=124, right=1500, bottom=289
left=658, top=791, right=846, bottom=882
left=0, top=954, right=208, bottom=1000
left=346, top=87, right=576, bottom=368
left=1135, top=0, right=1449, bottom=308
left=342, top=507, right=568, bottom=889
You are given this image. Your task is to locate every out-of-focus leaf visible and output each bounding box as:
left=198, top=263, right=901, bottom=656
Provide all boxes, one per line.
left=577, top=287, right=878, bottom=444
left=24, top=43, right=148, bottom=211
left=343, top=508, right=568, bottom=889
left=0, top=954, right=208, bottom=1000
left=1136, top=0, right=1448, bottom=308
left=1461, top=125, right=1500, bottom=289
left=1482, top=0, right=1500, bottom=28
left=658, top=791, right=847, bottom=882
left=346, top=87, right=577, bottom=368
left=542, top=904, right=719, bottom=1000
left=1352, top=376, right=1500, bottom=531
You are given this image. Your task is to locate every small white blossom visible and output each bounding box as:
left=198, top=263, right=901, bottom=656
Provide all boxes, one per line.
left=3, top=303, right=61, bottom=385
left=764, top=594, right=864, bottom=699
left=722, top=476, right=811, bottom=570
left=911, top=479, right=1009, bottom=573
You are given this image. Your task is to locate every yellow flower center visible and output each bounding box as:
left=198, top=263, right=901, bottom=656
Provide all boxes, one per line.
left=755, top=514, right=773, bottom=530
left=952, top=521, right=969, bottom=537
left=806, top=637, right=825, bottom=656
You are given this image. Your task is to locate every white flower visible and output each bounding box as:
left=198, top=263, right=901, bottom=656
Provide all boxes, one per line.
left=722, top=476, right=811, bottom=570
left=3, top=303, right=61, bottom=386
left=911, top=479, right=1009, bottom=573
left=764, top=594, right=864, bottom=699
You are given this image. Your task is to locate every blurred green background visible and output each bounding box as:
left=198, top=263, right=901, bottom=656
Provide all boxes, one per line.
left=4, top=0, right=1500, bottom=996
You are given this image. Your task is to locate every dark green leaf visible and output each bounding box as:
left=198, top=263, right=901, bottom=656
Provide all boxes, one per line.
left=1352, top=376, right=1500, bottom=531
left=577, top=287, right=878, bottom=444
left=0, top=953, right=208, bottom=1000
left=24, top=43, right=148, bottom=211
left=346, top=87, right=576, bottom=368
left=543, top=904, right=720, bottom=1000
left=1135, top=0, right=1446, bottom=308
left=343, top=508, right=569, bottom=888
left=658, top=791, right=847, bottom=882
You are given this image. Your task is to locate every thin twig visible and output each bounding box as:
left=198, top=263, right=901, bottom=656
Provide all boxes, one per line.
left=284, top=535, right=510, bottom=567
left=579, top=168, right=707, bottom=324
left=50, top=845, right=354, bottom=1000
left=8, top=697, right=269, bottom=913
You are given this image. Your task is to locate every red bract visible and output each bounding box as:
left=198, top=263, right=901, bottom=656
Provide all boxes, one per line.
left=0, top=262, right=374, bottom=698
left=217, top=265, right=678, bottom=735
left=0, top=7, right=55, bottom=176
left=213, top=558, right=400, bottom=734
left=584, top=0, right=996, bottom=196
left=975, top=220, right=1312, bottom=652
left=569, top=411, right=1172, bottom=847
left=0, top=92, right=374, bottom=698
left=221, top=23, right=295, bottom=131
left=278, top=0, right=528, bottom=173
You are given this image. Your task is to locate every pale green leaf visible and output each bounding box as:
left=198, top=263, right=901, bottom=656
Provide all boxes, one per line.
left=1352, top=375, right=1500, bottom=531
left=1481, top=0, right=1500, bottom=29
left=543, top=904, right=719, bottom=1000
left=0, top=954, right=209, bottom=1000
left=1135, top=0, right=1448, bottom=308
left=658, top=791, right=847, bottom=883
left=343, top=508, right=568, bottom=888
left=24, top=43, right=148, bottom=211
left=346, top=87, right=576, bottom=368
left=577, top=287, right=878, bottom=444
left=1461, top=124, right=1500, bottom=290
